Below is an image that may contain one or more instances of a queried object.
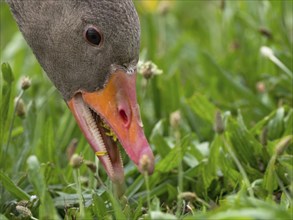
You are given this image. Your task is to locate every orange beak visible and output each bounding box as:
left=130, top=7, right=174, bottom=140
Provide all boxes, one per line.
left=67, top=70, right=154, bottom=183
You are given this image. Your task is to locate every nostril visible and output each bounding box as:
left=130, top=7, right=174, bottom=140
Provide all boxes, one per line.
left=119, top=109, right=128, bottom=126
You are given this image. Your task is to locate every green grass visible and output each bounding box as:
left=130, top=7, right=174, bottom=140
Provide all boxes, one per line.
left=1, top=1, right=292, bottom=219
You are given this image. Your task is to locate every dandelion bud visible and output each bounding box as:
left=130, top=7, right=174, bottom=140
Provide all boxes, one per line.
left=15, top=98, right=26, bottom=117
left=260, top=46, right=292, bottom=78
left=258, top=27, right=272, bottom=39
left=70, top=154, right=83, bottom=169
left=260, top=46, right=274, bottom=59
left=21, top=76, right=31, bottom=90
left=220, top=0, right=225, bottom=11
left=256, top=81, right=266, bottom=93
left=138, top=61, right=163, bottom=80
left=229, top=41, right=240, bottom=52
left=17, top=200, right=29, bottom=207
left=178, top=192, right=197, bottom=201
left=66, top=138, right=78, bottom=160
left=158, top=2, right=171, bottom=15
left=140, top=154, right=151, bottom=173
left=84, top=160, right=97, bottom=173
left=16, top=205, right=32, bottom=218
left=275, top=136, right=292, bottom=156
left=170, top=110, right=181, bottom=128
left=214, top=110, right=224, bottom=134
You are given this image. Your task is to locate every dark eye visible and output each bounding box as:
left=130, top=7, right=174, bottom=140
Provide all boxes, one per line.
left=84, top=27, right=102, bottom=46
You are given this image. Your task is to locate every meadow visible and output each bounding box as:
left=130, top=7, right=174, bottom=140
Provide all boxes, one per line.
left=0, top=1, right=292, bottom=219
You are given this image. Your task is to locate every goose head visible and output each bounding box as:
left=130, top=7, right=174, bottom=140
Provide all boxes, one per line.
left=7, top=0, right=154, bottom=184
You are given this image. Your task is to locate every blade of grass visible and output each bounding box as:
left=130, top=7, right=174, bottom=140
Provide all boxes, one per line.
left=0, top=171, right=30, bottom=200
left=27, top=155, right=59, bottom=219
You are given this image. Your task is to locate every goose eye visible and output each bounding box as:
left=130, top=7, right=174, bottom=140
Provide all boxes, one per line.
left=84, top=27, right=102, bottom=46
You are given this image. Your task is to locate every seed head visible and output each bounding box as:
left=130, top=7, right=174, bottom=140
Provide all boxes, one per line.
left=256, top=81, right=266, bottom=93
left=258, top=27, right=272, bottom=39
left=66, top=138, right=78, bottom=160
left=275, top=136, right=292, bottom=156
left=17, top=200, right=29, bottom=207
left=214, top=110, right=224, bottom=134
left=30, top=195, right=38, bottom=203
left=260, top=46, right=274, bottom=59
left=21, top=76, right=31, bottom=90
left=138, top=61, right=163, bottom=79
left=170, top=110, right=181, bottom=128
left=16, top=205, right=32, bottom=218
left=15, top=98, right=26, bottom=117
left=84, top=160, right=97, bottom=173
left=158, top=2, right=172, bottom=15
left=178, top=192, right=197, bottom=201
left=69, top=154, right=83, bottom=169
left=140, top=154, right=151, bottom=173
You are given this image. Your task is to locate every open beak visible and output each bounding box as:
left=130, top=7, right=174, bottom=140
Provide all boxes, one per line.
left=67, top=69, right=154, bottom=183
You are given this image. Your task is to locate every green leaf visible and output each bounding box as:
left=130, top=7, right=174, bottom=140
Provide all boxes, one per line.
left=212, top=194, right=291, bottom=219
left=187, top=93, right=217, bottom=125
left=219, top=154, right=241, bottom=187
left=150, top=211, right=177, bottom=220
left=0, top=83, right=12, bottom=148
left=92, top=193, right=107, bottom=219
left=0, top=171, right=30, bottom=200
left=38, top=118, right=56, bottom=164
left=284, top=109, right=293, bottom=136
left=106, top=190, right=126, bottom=220
left=27, top=155, right=59, bottom=219
left=54, top=192, right=93, bottom=208
left=250, top=109, right=277, bottom=135
left=262, top=155, right=278, bottom=195
left=1, top=62, right=14, bottom=84
left=150, top=119, right=170, bottom=158
left=133, top=199, right=143, bottom=220
left=210, top=208, right=286, bottom=220
left=155, top=135, right=192, bottom=173
left=166, top=184, right=177, bottom=201
left=199, top=52, right=266, bottom=111
left=0, top=214, right=9, bottom=220
left=208, top=135, right=222, bottom=177
left=267, top=107, right=285, bottom=140
left=278, top=155, right=293, bottom=184
left=132, top=181, right=171, bottom=204
left=151, top=196, right=161, bottom=211
left=226, top=115, right=263, bottom=168
left=125, top=175, right=144, bottom=198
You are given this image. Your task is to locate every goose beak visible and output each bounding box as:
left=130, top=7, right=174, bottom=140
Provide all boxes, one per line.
left=67, top=70, right=154, bottom=183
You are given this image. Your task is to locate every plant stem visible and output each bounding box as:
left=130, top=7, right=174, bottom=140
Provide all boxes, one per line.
left=0, top=88, right=23, bottom=197
left=176, top=154, right=183, bottom=217
left=176, top=130, right=183, bottom=217
left=144, top=171, right=151, bottom=215
left=269, top=55, right=293, bottom=79
left=73, top=168, right=85, bottom=218
left=3, top=90, right=24, bottom=169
